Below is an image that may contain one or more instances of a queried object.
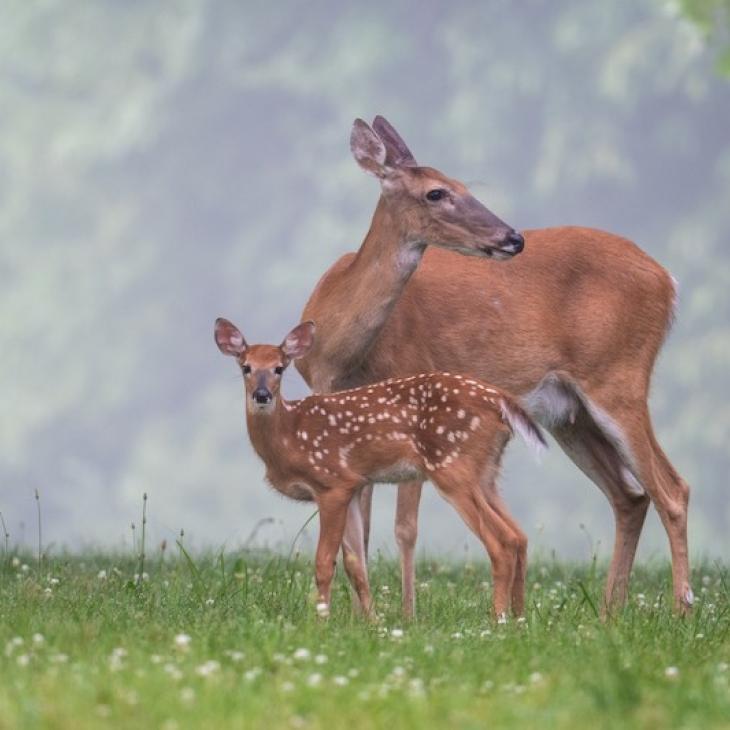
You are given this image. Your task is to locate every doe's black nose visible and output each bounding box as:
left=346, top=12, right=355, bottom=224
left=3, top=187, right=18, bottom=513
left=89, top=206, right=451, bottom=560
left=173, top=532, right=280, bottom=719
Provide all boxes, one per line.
left=253, top=388, right=272, bottom=404
left=506, top=231, right=524, bottom=253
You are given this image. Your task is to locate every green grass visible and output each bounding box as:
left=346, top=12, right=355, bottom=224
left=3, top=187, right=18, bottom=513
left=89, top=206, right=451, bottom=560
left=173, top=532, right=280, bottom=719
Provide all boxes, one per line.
left=1, top=550, right=729, bottom=730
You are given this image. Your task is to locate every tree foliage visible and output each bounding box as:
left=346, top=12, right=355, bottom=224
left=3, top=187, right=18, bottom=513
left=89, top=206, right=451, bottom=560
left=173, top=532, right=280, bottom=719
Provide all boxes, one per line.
left=1, top=0, right=728, bottom=556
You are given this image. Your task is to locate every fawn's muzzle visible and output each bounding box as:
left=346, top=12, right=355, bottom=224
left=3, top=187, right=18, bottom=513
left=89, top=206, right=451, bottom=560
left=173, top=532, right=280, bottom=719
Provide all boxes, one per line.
left=252, top=388, right=272, bottom=404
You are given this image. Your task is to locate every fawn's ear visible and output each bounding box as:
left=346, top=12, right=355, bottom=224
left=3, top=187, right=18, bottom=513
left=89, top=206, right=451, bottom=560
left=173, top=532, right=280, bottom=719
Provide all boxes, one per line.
left=350, top=118, right=388, bottom=178
left=215, top=318, right=247, bottom=357
left=281, top=321, right=316, bottom=360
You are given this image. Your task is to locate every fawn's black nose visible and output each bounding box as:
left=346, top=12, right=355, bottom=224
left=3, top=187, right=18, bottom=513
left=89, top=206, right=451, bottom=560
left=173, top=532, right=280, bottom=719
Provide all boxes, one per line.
left=253, top=388, right=272, bottom=404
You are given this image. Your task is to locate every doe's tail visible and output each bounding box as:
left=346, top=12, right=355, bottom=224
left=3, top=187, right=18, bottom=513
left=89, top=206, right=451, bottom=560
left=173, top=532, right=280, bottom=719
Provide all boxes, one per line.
left=499, top=397, right=547, bottom=456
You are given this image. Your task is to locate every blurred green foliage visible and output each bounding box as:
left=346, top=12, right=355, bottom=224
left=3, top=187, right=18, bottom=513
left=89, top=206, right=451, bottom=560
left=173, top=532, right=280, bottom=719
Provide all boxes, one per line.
left=0, top=1, right=728, bottom=557
left=680, top=0, right=730, bottom=73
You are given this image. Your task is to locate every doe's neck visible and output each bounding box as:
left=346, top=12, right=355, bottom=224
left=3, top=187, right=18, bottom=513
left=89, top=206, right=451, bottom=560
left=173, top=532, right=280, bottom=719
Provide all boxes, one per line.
left=352, top=195, right=426, bottom=280
left=302, top=196, right=426, bottom=390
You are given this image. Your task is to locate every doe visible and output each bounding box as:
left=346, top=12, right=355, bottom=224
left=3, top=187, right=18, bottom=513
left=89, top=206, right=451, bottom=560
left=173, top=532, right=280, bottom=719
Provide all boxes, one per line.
left=215, top=317, right=546, bottom=619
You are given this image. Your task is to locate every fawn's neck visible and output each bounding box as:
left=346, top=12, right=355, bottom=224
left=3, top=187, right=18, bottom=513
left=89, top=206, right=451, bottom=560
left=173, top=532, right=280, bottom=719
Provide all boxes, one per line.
left=245, top=399, right=297, bottom=467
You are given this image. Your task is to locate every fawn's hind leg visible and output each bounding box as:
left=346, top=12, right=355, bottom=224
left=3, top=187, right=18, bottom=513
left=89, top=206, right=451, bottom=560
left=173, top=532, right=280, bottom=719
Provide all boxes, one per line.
left=479, top=470, right=528, bottom=616
left=432, top=471, right=521, bottom=619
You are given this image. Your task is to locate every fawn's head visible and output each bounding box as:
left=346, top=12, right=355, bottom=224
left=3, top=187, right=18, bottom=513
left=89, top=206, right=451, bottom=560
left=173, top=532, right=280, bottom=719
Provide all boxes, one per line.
left=215, top=318, right=316, bottom=414
left=350, top=116, right=524, bottom=260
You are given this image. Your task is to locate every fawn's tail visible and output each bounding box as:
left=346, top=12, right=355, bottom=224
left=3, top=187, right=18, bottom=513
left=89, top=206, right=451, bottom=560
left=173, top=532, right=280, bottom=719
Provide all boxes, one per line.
left=499, top=397, right=548, bottom=456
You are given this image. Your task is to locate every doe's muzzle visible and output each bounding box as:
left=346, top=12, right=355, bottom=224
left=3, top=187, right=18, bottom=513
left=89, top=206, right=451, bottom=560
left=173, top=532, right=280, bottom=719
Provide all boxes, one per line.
left=502, top=230, right=524, bottom=255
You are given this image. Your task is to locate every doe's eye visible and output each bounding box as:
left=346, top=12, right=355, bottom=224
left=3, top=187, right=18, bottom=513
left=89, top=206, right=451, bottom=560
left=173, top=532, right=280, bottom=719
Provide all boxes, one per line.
left=274, top=366, right=284, bottom=375
left=242, top=364, right=251, bottom=375
left=426, top=188, right=446, bottom=202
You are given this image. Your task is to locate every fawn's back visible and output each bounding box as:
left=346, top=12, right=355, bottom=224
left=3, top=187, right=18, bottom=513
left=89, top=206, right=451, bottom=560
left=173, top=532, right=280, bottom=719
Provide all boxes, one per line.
left=284, top=372, right=541, bottom=488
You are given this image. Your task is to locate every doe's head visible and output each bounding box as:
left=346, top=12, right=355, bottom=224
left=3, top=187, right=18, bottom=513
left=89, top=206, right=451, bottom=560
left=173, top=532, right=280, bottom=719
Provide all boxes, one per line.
left=214, top=318, right=316, bottom=414
left=350, top=116, right=524, bottom=259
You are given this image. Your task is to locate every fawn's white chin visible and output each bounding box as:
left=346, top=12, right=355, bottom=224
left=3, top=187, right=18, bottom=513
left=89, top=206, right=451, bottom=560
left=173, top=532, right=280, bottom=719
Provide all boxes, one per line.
left=248, top=399, right=276, bottom=415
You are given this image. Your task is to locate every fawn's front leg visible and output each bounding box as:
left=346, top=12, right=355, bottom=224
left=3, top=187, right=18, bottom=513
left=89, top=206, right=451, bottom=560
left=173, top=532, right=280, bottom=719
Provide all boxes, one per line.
left=314, top=491, right=353, bottom=617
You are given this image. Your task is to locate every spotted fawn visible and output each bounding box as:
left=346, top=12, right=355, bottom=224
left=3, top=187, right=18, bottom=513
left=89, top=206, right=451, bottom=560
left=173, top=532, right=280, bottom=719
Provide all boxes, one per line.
left=215, top=317, right=545, bottom=619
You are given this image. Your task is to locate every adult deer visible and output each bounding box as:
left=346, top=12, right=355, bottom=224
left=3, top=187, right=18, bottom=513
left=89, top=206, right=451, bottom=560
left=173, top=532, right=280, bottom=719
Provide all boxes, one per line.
left=215, top=317, right=545, bottom=619
left=296, top=116, right=691, bottom=616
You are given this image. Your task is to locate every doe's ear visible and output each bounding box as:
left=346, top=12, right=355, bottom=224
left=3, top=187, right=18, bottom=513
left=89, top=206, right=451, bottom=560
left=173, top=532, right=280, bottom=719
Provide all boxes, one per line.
left=281, top=321, right=316, bottom=360
left=350, top=118, right=388, bottom=178
left=372, top=116, right=417, bottom=167
left=215, top=318, right=247, bottom=357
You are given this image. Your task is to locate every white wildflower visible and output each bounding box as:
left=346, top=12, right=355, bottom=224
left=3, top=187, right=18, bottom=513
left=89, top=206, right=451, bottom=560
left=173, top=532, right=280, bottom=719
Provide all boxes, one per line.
left=5, top=637, right=23, bottom=656
left=163, top=663, right=183, bottom=681
left=195, top=660, right=220, bottom=677
left=293, top=648, right=311, bottom=661
left=173, top=634, right=191, bottom=651
left=408, top=678, right=425, bottom=697
left=180, top=687, right=195, bottom=704
left=307, top=673, right=323, bottom=687
left=109, top=647, right=127, bottom=671
left=665, top=666, right=680, bottom=679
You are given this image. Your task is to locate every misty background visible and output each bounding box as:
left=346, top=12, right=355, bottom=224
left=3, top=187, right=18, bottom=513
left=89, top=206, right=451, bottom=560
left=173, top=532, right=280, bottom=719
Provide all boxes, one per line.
left=2, top=1, right=729, bottom=563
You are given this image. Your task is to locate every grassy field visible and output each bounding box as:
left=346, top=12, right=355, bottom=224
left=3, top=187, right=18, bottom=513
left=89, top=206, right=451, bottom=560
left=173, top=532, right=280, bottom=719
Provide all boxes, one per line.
left=1, top=549, right=729, bottom=730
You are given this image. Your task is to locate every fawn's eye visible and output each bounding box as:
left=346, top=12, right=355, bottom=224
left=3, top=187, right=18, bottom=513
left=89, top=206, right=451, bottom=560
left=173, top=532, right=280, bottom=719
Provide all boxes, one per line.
left=426, top=188, right=446, bottom=202
left=242, top=364, right=251, bottom=375
left=274, top=366, right=284, bottom=375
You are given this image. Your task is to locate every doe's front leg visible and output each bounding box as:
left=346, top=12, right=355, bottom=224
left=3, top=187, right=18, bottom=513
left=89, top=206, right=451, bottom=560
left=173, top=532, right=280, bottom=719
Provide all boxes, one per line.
left=341, top=495, right=373, bottom=617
